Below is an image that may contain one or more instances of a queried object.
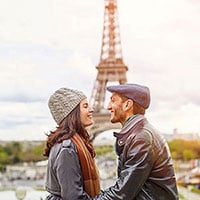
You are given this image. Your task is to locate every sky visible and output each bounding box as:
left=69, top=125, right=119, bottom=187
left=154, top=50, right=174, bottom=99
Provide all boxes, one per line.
left=0, top=0, right=200, bottom=141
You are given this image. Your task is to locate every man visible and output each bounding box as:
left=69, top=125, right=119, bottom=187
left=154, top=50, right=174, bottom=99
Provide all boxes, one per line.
left=94, top=83, right=178, bottom=200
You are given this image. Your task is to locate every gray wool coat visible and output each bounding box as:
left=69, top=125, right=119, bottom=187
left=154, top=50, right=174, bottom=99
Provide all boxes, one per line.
left=45, top=139, right=92, bottom=200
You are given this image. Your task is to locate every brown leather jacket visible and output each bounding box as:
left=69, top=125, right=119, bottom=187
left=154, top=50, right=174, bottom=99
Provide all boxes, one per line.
left=94, top=114, right=179, bottom=200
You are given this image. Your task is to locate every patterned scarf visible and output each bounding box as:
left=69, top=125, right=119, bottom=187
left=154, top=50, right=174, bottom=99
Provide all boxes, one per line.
left=71, top=133, right=100, bottom=197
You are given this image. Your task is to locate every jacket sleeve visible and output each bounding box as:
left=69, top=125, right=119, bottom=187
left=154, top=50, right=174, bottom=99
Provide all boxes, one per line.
left=55, top=146, right=92, bottom=200
left=93, top=137, right=154, bottom=200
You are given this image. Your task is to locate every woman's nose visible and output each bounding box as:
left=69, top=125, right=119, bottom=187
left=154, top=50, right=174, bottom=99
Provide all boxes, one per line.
left=90, top=107, right=94, bottom=113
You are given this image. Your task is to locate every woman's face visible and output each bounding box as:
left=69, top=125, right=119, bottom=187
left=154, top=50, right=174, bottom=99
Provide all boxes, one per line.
left=80, top=98, right=94, bottom=127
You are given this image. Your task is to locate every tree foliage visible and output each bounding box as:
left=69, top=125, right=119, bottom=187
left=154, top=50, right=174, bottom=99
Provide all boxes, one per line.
left=168, top=139, right=200, bottom=161
left=0, top=141, right=46, bottom=170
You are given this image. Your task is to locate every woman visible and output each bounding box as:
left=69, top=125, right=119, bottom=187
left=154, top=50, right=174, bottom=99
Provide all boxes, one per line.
left=44, top=87, right=100, bottom=200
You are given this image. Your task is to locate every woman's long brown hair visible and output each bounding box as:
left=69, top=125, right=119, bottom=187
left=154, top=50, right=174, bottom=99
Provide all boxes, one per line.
left=44, top=104, right=90, bottom=157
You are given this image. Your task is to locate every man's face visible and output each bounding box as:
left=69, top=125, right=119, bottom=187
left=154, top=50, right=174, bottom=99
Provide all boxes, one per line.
left=107, top=93, right=127, bottom=125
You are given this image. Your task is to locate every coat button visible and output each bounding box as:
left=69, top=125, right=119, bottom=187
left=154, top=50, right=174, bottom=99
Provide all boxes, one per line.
left=119, top=140, right=123, bottom=145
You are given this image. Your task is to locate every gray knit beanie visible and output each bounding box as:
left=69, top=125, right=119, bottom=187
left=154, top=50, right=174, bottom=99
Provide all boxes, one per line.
left=48, top=87, right=86, bottom=125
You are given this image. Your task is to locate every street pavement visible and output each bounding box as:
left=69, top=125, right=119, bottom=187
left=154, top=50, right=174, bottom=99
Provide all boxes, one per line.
left=178, top=186, right=200, bottom=200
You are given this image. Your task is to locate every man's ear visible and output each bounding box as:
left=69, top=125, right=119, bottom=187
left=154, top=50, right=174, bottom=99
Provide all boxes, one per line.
left=124, top=99, right=133, bottom=110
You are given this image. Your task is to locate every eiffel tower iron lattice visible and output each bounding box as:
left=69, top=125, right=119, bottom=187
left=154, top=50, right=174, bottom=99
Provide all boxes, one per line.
left=89, top=0, right=129, bottom=139
left=90, top=0, right=128, bottom=113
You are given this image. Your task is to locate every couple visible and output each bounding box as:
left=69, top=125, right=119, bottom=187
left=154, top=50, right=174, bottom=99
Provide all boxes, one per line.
left=44, top=83, right=179, bottom=200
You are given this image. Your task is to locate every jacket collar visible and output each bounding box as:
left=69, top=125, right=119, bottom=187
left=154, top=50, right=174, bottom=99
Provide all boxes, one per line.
left=113, top=114, right=146, bottom=156
left=114, top=114, right=145, bottom=138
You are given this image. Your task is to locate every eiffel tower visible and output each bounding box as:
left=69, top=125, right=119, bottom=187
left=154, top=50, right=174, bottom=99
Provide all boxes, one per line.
left=89, top=0, right=128, bottom=139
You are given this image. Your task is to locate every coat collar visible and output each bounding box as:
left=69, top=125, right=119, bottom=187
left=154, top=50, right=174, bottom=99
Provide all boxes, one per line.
left=114, top=114, right=145, bottom=138
left=113, top=114, right=146, bottom=151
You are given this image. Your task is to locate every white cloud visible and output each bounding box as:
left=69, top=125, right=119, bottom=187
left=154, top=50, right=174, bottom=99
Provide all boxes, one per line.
left=0, top=0, right=200, bottom=140
left=0, top=101, right=51, bottom=140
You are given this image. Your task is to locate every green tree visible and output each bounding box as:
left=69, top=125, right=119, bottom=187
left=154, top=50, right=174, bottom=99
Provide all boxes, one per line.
left=168, top=139, right=200, bottom=161
left=182, top=149, right=195, bottom=161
